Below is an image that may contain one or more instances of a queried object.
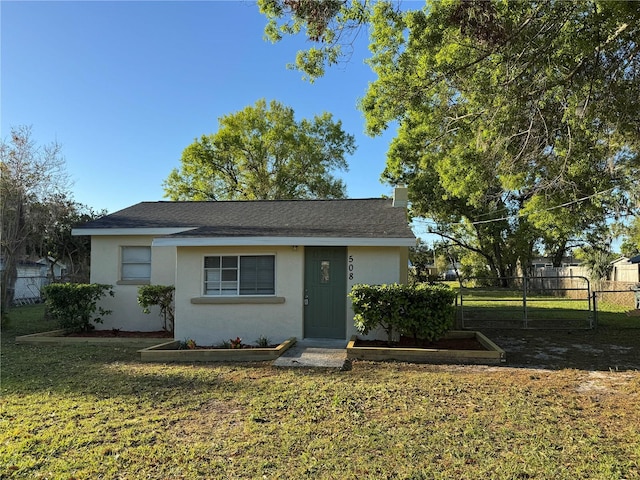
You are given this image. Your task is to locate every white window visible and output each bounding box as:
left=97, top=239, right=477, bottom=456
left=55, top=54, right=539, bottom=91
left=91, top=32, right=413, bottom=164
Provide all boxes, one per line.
left=204, top=255, right=275, bottom=296
left=121, top=246, right=151, bottom=281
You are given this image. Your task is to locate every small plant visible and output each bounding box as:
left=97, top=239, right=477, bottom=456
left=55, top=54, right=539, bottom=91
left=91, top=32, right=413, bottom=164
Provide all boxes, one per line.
left=137, top=285, right=175, bottom=334
left=255, top=335, right=270, bottom=347
left=179, top=338, right=197, bottom=349
left=230, top=337, right=243, bottom=349
left=219, top=339, right=231, bottom=349
left=111, top=328, right=121, bottom=336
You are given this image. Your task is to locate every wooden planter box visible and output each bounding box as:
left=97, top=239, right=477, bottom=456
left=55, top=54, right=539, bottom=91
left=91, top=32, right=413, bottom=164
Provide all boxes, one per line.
left=15, top=329, right=169, bottom=347
left=138, top=337, right=297, bottom=362
left=346, top=331, right=506, bottom=365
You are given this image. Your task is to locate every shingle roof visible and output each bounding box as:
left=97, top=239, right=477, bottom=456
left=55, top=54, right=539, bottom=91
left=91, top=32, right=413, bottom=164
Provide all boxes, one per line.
left=75, top=199, right=415, bottom=239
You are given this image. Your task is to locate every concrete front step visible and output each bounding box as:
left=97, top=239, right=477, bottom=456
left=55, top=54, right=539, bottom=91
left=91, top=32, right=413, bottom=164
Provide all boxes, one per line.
left=273, top=338, right=349, bottom=369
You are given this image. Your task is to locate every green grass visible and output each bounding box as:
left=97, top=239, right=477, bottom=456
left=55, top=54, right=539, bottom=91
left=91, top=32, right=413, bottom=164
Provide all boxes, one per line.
left=2, top=305, right=640, bottom=478
left=454, top=285, right=639, bottom=329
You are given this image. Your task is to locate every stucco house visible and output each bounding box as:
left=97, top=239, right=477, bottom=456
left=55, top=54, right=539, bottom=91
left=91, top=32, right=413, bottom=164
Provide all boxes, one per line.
left=72, top=188, right=416, bottom=344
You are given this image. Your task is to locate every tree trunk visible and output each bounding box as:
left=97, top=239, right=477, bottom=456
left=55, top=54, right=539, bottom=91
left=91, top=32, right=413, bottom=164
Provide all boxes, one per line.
left=552, top=243, right=567, bottom=268
left=1, top=251, right=18, bottom=310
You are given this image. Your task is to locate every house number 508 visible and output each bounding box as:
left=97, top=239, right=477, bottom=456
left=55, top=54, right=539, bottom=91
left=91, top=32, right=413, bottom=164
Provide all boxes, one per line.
left=348, top=255, right=354, bottom=280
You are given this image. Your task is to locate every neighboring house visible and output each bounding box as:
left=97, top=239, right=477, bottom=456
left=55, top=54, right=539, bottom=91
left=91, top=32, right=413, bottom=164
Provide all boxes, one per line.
left=530, top=256, right=581, bottom=270
left=528, top=256, right=589, bottom=281
left=36, top=257, right=67, bottom=280
left=0, top=257, right=65, bottom=305
left=441, top=263, right=463, bottom=281
left=72, top=189, right=416, bottom=344
left=408, top=261, right=438, bottom=279
left=609, top=256, right=640, bottom=283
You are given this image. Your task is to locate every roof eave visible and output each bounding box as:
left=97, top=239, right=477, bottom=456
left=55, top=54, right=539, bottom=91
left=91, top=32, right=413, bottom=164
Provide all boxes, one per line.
left=152, top=236, right=416, bottom=248
left=71, top=227, right=197, bottom=236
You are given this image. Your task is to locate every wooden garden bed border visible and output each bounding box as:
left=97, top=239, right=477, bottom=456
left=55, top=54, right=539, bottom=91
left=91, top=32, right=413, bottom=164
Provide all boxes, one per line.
left=138, top=337, right=297, bottom=362
left=15, top=329, right=169, bottom=347
left=346, top=331, right=506, bottom=364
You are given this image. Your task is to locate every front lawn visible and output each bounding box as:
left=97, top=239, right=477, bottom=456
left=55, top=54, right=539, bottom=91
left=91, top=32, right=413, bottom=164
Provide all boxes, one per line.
left=1, top=305, right=639, bottom=479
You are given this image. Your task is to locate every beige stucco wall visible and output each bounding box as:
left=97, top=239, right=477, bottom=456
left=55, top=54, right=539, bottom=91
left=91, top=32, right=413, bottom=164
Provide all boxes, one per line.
left=90, top=236, right=176, bottom=331
left=88, top=237, right=409, bottom=341
left=346, top=246, right=408, bottom=339
left=174, top=245, right=304, bottom=346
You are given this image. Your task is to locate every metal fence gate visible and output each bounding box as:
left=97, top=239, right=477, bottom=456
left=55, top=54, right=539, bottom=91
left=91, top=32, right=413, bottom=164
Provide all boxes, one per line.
left=455, top=276, right=594, bottom=330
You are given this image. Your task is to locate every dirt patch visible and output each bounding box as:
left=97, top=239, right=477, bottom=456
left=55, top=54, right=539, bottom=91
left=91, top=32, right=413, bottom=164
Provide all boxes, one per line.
left=485, top=327, right=640, bottom=371
left=65, top=330, right=172, bottom=338
left=172, top=399, right=246, bottom=441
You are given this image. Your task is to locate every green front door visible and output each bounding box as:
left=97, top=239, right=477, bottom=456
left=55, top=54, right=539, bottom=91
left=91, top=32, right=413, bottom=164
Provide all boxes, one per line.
left=304, top=247, right=347, bottom=339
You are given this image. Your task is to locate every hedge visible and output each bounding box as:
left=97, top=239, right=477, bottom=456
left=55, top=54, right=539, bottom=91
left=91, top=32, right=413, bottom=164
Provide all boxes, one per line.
left=42, top=283, right=114, bottom=333
left=349, top=283, right=457, bottom=343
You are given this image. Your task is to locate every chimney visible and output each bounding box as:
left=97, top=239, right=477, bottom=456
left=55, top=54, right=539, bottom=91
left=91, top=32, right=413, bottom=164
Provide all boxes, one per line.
left=392, top=186, right=408, bottom=208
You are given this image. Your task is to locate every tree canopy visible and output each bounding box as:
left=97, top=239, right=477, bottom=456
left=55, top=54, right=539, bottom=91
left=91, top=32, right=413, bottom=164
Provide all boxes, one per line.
left=619, top=217, right=640, bottom=257
left=163, top=99, right=356, bottom=201
left=1, top=126, right=99, bottom=309
left=260, top=0, right=640, bottom=277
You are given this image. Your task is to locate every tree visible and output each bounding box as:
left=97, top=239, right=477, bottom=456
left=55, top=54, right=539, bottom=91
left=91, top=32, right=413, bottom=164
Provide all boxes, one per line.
left=260, top=1, right=640, bottom=280
left=30, top=197, right=105, bottom=282
left=1, top=126, right=70, bottom=310
left=619, top=217, right=640, bottom=258
left=259, top=0, right=369, bottom=81
left=408, top=239, right=436, bottom=283
left=574, top=244, right=615, bottom=290
left=163, top=99, right=356, bottom=201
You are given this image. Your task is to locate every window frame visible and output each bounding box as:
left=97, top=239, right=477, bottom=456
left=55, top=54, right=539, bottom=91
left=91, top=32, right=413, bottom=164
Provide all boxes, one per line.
left=119, top=246, right=152, bottom=284
left=203, top=254, right=276, bottom=297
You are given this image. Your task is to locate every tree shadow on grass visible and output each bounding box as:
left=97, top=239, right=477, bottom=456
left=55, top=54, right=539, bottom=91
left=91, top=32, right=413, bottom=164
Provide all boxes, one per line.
left=1, top=342, right=263, bottom=398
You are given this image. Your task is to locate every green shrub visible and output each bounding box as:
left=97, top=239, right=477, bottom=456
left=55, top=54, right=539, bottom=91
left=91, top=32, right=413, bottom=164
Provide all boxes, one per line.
left=349, top=284, right=399, bottom=342
left=137, top=285, right=175, bottom=333
left=395, top=283, right=457, bottom=342
left=42, top=283, right=114, bottom=333
left=349, top=283, right=457, bottom=343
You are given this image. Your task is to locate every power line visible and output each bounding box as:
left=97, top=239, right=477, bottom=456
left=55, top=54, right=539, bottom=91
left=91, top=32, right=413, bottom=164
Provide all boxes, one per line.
left=410, top=187, right=616, bottom=228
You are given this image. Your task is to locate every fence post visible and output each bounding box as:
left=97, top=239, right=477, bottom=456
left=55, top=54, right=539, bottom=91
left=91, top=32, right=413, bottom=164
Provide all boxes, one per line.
left=459, top=286, right=465, bottom=329
left=523, top=276, right=528, bottom=329
left=592, top=291, right=598, bottom=329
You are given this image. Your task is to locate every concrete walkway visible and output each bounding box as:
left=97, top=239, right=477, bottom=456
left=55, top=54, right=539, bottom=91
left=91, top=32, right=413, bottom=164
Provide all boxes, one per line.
left=273, top=338, right=350, bottom=369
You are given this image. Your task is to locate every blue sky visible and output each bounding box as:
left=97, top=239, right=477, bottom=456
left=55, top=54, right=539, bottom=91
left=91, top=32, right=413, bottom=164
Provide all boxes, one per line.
left=2, top=1, right=408, bottom=217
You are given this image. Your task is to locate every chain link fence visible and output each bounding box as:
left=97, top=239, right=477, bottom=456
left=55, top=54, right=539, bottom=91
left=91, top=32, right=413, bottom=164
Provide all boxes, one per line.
left=453, top=276, right=594, bottom=330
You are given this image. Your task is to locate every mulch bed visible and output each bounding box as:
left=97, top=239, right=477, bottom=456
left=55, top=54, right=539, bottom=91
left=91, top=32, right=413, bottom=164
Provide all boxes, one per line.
left=355, top=335, right=487, bottom=351
left=65, top=330, right=173, bottom=338
left=187, top=344, right=279, bottom=350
